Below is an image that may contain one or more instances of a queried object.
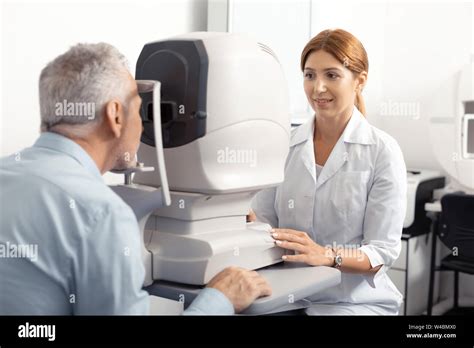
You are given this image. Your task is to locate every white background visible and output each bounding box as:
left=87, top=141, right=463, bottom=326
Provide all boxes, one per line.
left=225, top=0, right=474, bottom=170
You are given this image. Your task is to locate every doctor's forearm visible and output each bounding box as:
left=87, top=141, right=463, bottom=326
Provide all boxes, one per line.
left=333, top=249, right=382, bottom=274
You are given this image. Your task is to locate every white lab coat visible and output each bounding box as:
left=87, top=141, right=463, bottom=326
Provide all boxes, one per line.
left=252, top=107, right=406, bottom=315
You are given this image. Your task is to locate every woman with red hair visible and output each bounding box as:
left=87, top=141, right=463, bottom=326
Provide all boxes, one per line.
left=252, top=29, right=406, bottom=315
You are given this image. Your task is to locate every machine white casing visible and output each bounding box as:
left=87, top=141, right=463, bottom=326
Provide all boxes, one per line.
left=462, top=114, right=474, bottom=159
left=134, top=32, right=291, bottom=285
left=429, top=60, right=474, bottom=192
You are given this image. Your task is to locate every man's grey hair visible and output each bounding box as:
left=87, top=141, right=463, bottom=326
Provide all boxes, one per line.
left=39, top=42, right=130, bottom=137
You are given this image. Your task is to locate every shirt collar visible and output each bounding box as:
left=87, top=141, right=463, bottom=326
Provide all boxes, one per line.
left=290, top=107, right=375, bottom=147
left=33, top=132, right=103, bottom=181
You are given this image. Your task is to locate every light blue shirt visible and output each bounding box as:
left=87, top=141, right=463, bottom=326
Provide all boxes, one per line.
left=0, top=132, right=234, bottom=315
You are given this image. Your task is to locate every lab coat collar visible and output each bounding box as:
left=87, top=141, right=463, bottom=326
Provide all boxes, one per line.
left=343, top=107, right=376, bottom=145
left=289, top=107, right=375, bottom=188
left=290, top=117, right=314, bottom=147
left=317, top=108, right=375, bottom=188
left=34, top=132, right=103, bottom=181
left=288, top=117, right=316, bottom=182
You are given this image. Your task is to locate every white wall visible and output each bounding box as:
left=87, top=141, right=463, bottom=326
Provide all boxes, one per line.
left=207, top=0, right=473, bottom=171
left=311, top=0, right=473, bottom=171
left=1, top=0, right=208, bottom=159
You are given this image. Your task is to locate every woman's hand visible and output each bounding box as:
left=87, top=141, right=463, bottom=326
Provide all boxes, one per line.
left=271, top=228, right=335, bottom=267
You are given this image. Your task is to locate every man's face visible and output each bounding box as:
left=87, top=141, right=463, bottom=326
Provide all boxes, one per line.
left=113, top=73, right=143, bottom=170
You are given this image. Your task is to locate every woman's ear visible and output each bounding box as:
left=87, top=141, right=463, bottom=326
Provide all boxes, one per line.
left=104, top=99, right=124, bottom=138
left=357, top=71, right=368, bottom=92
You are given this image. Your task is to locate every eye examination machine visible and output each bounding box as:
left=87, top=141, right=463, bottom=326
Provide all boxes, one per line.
left=428, top=61, right=474, bottom=194
left=111, top=32, right=341, bottom=314
left=403, top=60, right=474, bottom=232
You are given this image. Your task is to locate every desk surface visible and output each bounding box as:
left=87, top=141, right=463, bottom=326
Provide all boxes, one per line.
left=245, top=263, right=341, bottom=314
left=147, top=263, right=341, bottom=315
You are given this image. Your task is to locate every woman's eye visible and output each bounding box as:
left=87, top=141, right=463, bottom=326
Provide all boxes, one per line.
left=304, top=72, right=314, bottom=79
left=327, top=72, right=339, bottom=79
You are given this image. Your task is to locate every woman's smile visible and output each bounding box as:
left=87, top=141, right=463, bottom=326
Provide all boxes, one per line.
left=314, top=98, right=334, bottom=108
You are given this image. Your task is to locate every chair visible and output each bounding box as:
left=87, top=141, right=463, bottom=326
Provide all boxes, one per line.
left=435, top=193, right=474, bottom=314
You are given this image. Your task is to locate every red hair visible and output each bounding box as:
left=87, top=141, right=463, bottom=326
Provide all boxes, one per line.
left=301, top=29, right=369, bottom=115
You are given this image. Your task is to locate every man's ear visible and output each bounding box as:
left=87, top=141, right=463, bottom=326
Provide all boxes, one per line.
left=103, top=99, right=124, bottom=138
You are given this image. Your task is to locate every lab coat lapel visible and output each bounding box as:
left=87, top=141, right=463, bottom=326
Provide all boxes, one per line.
left=315, top=107, right=375, bottom=189
left=301, top=136, right=317, bottom=183
left=316, top=136, right=347, bottom=189
left=290, top=118, right=317, bottom=183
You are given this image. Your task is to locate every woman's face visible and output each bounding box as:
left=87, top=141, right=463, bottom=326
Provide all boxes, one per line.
left=303, top=49, right=365, bottom=120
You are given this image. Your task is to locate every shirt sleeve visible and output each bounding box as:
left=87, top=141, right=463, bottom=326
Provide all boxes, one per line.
left=359, top=137, right=407, bottom=286
left=72, top=203, right=150, bottom=315
left=251, top=187, right=279, bottom=227
left=183, top=288, right=235, bottom=315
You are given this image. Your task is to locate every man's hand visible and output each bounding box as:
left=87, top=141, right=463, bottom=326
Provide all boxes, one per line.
left=207, top=266, right=272, bottom=313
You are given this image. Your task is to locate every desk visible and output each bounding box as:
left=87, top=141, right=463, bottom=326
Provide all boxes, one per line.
left=146, top=263, right=341, bottom=315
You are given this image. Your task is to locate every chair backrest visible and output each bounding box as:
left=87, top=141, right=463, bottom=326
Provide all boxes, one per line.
left=439, top=193, right=474, bottom=261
